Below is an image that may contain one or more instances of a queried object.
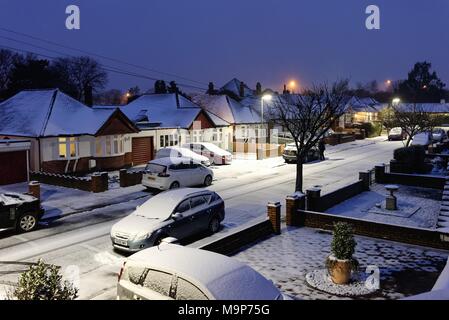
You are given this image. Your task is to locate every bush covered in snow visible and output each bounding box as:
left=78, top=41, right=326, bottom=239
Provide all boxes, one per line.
left=13, top=259, right=78, bottom=300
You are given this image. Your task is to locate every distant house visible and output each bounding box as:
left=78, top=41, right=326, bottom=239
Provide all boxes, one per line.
left=396, top=102, right=449, bottom=114
left=110, top=93, right=228, bottom=164
left=192, top=94, right=266, bottom=150
left=340, top=96, right=386, bottom=128
left=220, top=78, right=255, bottom=100
left=0, top=89, right=139, bottom=175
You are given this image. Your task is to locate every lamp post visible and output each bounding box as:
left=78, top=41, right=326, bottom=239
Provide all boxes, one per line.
left=259, top=94, right=272, bottom=160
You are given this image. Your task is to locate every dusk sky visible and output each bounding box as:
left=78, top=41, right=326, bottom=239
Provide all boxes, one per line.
left=0, top=0, right=448, bottom=93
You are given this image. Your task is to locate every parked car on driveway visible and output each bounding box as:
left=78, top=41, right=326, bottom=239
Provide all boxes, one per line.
left=117, top=243, right=288, bottom=300
left=156, top=147, right=211, bottom=166
left=282, top=143, right=320, bottom=164
left=182, top=142, right=232, bottom=165
left=110, top=188, right=225, bottom=253
left=411, top=132, right=432, bottom=147
left=0, top=193, right=44, bottom=233
left=432, top=128, right=447, bottom=142
left=388, top=127, right=406, bottom=141
left=142, top=157, right=214, bottom=191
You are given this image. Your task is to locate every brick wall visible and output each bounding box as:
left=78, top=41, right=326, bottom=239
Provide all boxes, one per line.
left=375, top=164, right=445, bottom=189
left=95, top=153, right=132, bottom=171
left=42, top=157, right=90, bottom=174
left=30, top=171, right=108, bottom=193
left=119, top=169, right=143, bottom=187
left=298, top=209, right=449, bottom=250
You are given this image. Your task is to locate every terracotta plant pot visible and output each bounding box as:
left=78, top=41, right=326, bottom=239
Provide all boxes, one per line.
left=327, top=256, right=352, bottom=285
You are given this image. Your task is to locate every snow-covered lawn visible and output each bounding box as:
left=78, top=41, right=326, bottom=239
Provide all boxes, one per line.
left=233, top=226, right=449, bottom=300
left=326, top=184, right=442, bottom=229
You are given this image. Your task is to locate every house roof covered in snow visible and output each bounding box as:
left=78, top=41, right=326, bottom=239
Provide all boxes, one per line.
left=119, top=94, right=203, bottom=129
left=192, top=94, right=261, bottom=124
left=0, top=89, right=136, bottom=137
left=396, top=103, right=449, bottom=114
left=220, top=78, right=255, bottom=98
left=344, top=96, right=382, bottom=112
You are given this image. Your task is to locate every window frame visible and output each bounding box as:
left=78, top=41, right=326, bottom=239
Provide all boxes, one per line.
left=58, top=137, right=79, bottom=160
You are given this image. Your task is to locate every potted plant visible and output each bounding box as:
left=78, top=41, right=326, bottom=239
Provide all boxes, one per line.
left=325, top=222, right=358, bottom=285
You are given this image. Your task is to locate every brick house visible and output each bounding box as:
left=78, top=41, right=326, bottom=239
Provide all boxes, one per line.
left=0, top=89, right=139, bottom=174
left=103, top=93, right=226, bottom=165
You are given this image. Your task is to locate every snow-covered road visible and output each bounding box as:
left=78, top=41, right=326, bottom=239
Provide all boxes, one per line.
left=0, top=137, right=403, bottom=299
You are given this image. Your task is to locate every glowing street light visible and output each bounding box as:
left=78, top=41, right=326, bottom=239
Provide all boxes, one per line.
left=392, top=98, right=401, bottom=106
left=386, top=79, right=392, bottom=85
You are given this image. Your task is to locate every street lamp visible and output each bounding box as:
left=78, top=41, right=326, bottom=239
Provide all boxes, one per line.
left=261, top=94, right=272, bottom=125
left=392, top=98, right=401, bottom=106
left=259, top=94, right=272, bottom=160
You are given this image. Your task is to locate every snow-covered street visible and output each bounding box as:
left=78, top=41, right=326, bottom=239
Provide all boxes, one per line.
left=0, top=137, right=403, bottom=299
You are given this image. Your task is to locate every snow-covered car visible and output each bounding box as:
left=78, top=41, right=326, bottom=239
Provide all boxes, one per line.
left=182, top=142, right=232, bottom=165
left=110, top=189, right=225, bottom=253
left=282, top=143, right=320, bottom=164
left=142, top=157, right=214, bottom=191
left=0, top=193, right=44, bottom=233
left=156, top=147, right=211, bottom=166
left=410, top=132, right=432, bottom=146
left=388, top=127, right=406, bottom=141
left=432, top=128, right=447, bottom=142
left=117, top=243, right=288, bottom=300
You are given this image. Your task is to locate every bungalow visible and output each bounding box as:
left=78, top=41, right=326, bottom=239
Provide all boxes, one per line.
left=114, top=93, right=228, bottom=165
left=192, top=94, right=264, bottom=151
left=0, top=89, right=139, bottom=175
left=340, top=96, right=386, bottom=128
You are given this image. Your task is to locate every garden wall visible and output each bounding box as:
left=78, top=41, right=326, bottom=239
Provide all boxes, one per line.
left=375, top=165, right=445, bottom=189
left=30, top=171, right=108, bottom=193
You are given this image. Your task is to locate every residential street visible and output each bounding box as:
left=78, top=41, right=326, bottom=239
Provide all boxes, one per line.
left=0, top=137, right=403, bottom=299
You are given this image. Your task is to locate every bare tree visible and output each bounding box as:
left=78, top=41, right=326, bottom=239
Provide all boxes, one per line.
left=0, top=49, right=23, bottom=96
left=391, top=104, right=440, bottom=146
left=52, top=56, right=107, bottom=103
left=267, top=81, right=348, bottom=192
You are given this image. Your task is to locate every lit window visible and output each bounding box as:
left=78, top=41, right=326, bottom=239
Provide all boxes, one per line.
left=96, top=138, right=103, bottom=156
left=58, top=138, right=67, bottom=158
left=106, top=136, right=112, bottom=155
left=69, top=137, right=76, bottom=157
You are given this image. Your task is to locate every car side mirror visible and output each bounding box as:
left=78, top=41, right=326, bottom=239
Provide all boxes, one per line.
left=172, top=212, right=183, bottom=220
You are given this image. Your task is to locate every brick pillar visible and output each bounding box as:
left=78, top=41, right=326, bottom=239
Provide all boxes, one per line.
left=28, top=181, right=40, bottom=200
left=119, top=169, right=127, bottom=188
left=267, top=201, right=281, bottom=234
left=286, top=192, right=305, bottom=226
left=91, top=172, right=108, bottom=193
left=306, top=187, right=321, bottom=212
left=375, top=164, right=386, bottom=183
left=359, top=171, right=371, bottom=191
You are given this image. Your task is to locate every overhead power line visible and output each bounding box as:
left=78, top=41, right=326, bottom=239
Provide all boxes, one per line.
left=0, top=41, right=208, bottom=91
left=0, top=26, right=208, bottom=87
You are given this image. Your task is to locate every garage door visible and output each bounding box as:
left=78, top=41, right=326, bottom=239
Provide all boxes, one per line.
left=132, top=137, right=154, bottom=165
left=0, top=151, right=28, bottom=185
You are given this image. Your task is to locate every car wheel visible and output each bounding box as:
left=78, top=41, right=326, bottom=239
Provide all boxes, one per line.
left=204, top=175, right=213, bottom=186
left=208, top=216, right=220, bottom=234
left=17, top=213, right=38, bottom=233
left=169, top=181, right=180, bottom=189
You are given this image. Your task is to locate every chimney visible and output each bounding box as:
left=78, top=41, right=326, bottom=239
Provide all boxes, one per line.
left=441, top=99, right=446, bottom=104
left=239, top=81, right=245, bottom=98
left=84, top=85, right=93, bottom=107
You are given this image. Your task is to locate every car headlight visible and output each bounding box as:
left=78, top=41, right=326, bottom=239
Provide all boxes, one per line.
left=133, top=232, right=151, bottom=241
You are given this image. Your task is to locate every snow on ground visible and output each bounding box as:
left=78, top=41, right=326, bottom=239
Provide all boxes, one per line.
left=326, top=184, right=442, bottom=229
left=232, top=226, right=449, bottom=300
left=0, top=182, right=149, bottom=220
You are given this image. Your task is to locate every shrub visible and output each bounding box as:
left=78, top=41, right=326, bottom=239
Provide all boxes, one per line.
left=330, top=222, right=356, bottom=260
left=393, top=145, right=426, bottom=172
left=360, top=122, right=382, bottom=138
left=13, top=259, right=78, bottom=300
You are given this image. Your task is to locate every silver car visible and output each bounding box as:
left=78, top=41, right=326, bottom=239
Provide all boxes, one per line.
left=110, top=188, right=225, bottom=253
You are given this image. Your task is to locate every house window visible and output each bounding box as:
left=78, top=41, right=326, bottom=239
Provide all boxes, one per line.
left=105, top=136, right=112, bottom=155
left=58, top=137, right=78, bottom=159
left=212, top=128, right=223, bottom=142
left=160, top=134, right=179, bottom=148
left=96, top=135, right=125, bottom=157
left=192, top=130, right=202, bottom=143
left=96, top=139, right=103, bottom=156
